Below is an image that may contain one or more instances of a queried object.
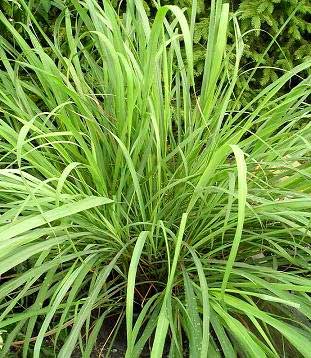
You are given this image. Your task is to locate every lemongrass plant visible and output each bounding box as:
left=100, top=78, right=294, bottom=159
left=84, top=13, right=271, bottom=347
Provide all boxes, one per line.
left=0, top=0, right=310, bottom=356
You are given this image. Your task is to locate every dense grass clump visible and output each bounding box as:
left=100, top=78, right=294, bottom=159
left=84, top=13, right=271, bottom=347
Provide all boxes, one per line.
left=0, top=0, right=310, bottom=356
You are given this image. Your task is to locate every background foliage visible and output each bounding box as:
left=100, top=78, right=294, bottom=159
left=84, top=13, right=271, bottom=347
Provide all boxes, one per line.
left=159, top=0, right=311, bottom=104
left=0, top=0, right=311, bottom=80
left=2, top=0, right=310, bottom=105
